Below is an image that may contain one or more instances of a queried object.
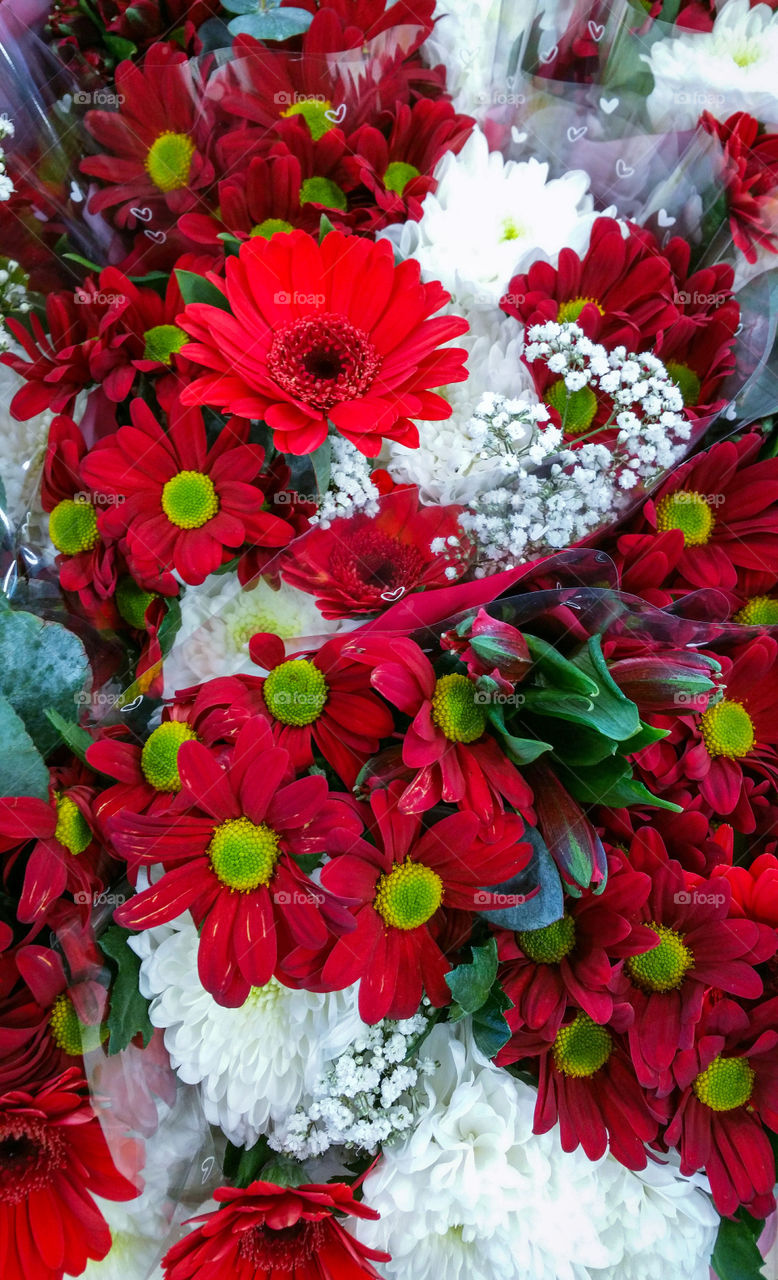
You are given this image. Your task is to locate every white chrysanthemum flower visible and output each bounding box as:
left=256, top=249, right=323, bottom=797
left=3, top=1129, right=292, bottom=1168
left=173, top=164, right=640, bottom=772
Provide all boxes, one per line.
left=645, top=0, right=778, bottom=129
left=131, top=915, right=366, bottom=1147
left=355, top=1023, right=619, bottom=1280
left=422, top=0, right=503, bottom=114
left=162, top=572, right=343, bottom=696
left=380, top=128, right=597, bottom=311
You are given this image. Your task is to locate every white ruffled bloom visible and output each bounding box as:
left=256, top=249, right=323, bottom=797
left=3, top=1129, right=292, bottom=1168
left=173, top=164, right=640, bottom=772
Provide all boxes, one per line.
left=131, top=915, right=366, bottom=1147
left=422, top=0, right=503, bottom=114
left=162, top=573, right=342, bottom=696
left=645, top=0, right=778, bottom=129
left=380, top=128, right=597, bottom=311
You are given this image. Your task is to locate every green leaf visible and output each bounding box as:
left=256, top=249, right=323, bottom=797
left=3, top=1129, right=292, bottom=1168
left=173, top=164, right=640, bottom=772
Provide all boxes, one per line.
left=44, top=709, right=94, bottom=766
left=221, top=0, right=262, bottom=12
left=0, top=607, right=88, bottom=758
left=103, top=32, right=137, bottom=59
left=175, top=269, right=231, bottom=312
left=0, top=694, right=49, bottom=798
left=567, top=634, right=641, bottom=742
left=318, top=213, right=335, bottom=241
left=156, top=597, right=181, bottom=660
left=711, top=1213, right=766, bottom=1280
left=310, top=437, right=332, bottom=499
left=224, top=1136, right=272, bottom=1188
left=99, top=925, right=154, bottom=1055
left=562, top=757, right=683, bottom=811
left=227, top=8, right=313, bottom=38
left=486, top=702, right=552, bottom=765
left=525, top=634, right=600, bottom=697
left=445, top=937, right=498, bottom=1014
left=259, top=1153, right=307, bottom=1187
left=62, top=252, right=104, bottom=272
left=472, top=985, right=513, bottom=1059
left=620, top=722, right=670, bottom=754
left=479, top=827, right=564, bottom=932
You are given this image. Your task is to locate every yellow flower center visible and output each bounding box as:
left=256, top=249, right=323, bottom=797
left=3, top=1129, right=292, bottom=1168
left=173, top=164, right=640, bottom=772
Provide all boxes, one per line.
left=546, top=379, right=598, bottom=435
left=700, top=699, right=755, bottom=759
left=115, top=576, right=157, bottom=630
left=383, top=161, right=420, bottom=196
left=500, top=217, right=525, bottom=242
left=142, top=324, right=188, bottom=365
left=374, top=858, right=443, bottom=930
left=734, top=596, right=778, bottom=626
left=262, top=659, right=328, bottom=727
left=518, top=914, right=576, bottom=964
left=626, top=922, right=693, bottom=992
left=161, top=470, right=219, bottom=529
left=556, top=296, right=604, bottom=323
left=655, top=490, right=714, bottom=546
left=553, top=1012, right=612, bottom=1077
left=665, top=360, right=702, bottom=407
left=299, top=177, right=348, bottom=211
left=280, top=98, right=335, bottom=142
left=49, top=498, right=99, bottom=556
left=49, top=994, right=85, bottom=1056
left=145, top=131, right=195, bottom=193
left=693, top=1055, right=755, bottom=1111
left=140, top=721, right=198, bottom=792
left=208, top=816, right=280, bottom=891
left=431, top=673, right=486, bottom=744
left=54, top=794, right=92, bottom=855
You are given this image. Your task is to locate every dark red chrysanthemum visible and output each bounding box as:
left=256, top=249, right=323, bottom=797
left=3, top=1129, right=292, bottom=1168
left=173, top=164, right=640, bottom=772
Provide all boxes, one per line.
left=280, top=486, right=470, bottom=617
left=161, top=1179, right=389, bottom=1280
left=178, top=229, right=469, bottom=456
left=0, top=1067, right=140, bottom=1280
left=81, top=398, right=294, bottom=588
left=319, top=781, right=532, bottom=1022
left=112, top=717, right=360, bottom=1006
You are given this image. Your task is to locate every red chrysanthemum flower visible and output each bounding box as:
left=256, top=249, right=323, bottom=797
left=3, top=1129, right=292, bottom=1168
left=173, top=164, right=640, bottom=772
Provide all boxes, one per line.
left=86, top=713, right=205, bottom=834
left=501, top=217, right=678, bottom=352
left=81, top=45, right=218, bottom=228
left=608, top=529, right=686, bottom=608
left=161, top=1179, right=389, bottom=1280
left=701, top=111, right=778, bottom=262
left=279, top=486, right=470, bottom=617
left=666, top=996, right=778, bottom=1215
left=112, top=717, right=360, bottom=1006
left=638, top=432, right=778, bottom=593
left=609, top=828, right=776, bottom=1088
left=0, top=1067, right=140, bottom=1280
left=247, top=631, right=394, bottom=788
left=495, top=850, right=655, bottom=1041
left=81, top=398, right=294, bottom=588
left=178, top=229, right=469, bottom=456
left=346, top=634, right=534, bottom=824
left=497, top=1006, right=662, bottom=1170
left=319, top=781, right=532, bottom=1022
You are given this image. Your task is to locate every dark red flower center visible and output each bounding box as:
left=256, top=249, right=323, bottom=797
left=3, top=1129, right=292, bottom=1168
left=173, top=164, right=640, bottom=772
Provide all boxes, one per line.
left=328, top=526, right=427, bottom=605
left=238, top=1219, right=327, bottom=1270
left=0, top=1115, right=66, bottom=1204
left=267, top=313, right=381, bottom=411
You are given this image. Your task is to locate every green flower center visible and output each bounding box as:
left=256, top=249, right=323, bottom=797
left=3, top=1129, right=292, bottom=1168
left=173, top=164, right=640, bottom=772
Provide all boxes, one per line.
left=280, top=98, right=335, bottom=142
left=142, top=323, right=188, bottom=365
left=383, top=161, right=420, bottom=196
left=700, top=699, right=755, bottom=759
left=546, top=379, right=598, bottom=435
left=54, top=794, right=91, bottom=855
left=161, top=470, right=219, bottom=529
left=734, top=595, right=778, bottom=626
left=145, top=131, right=195, bottom=193
left=431, top=673, right=486, bottom=744
left=693, top=1055, right=755, bottom=1110
left=374, top=858, right=443, bottom=930
left=141, top=721, right=198, bottom=792
left=557, top=296, right=604, bottom=323
left=518, top=914, right=576, bottom=964
left=299, top=177, right=348, bottom=211
left=115, top=576, right=157, bottom=630
left=49, top=498, right=99, bottom=556
left=553, top=1012, right=612, bottom=1077
left=665, top=360, right=702, bottom=407
left=251, top=218, right=295, bottom=239
left=49, top=994, right=106, bottom=1056
left=263, top=659, right=328, bottom=727
left=655, top=490, right=714, bottom=546
left=626, top=922, right=693, bottom=992
left=730, top=39, right=761, bottom=68
left=208, top=816, right=280, bottom=892
left=500, top=217, right=525, bottom=242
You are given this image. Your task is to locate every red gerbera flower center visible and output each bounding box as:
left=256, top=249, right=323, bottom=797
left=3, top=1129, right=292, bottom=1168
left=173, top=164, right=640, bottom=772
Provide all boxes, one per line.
left=238, top=1219, right=327, bottom=1269
left=0, top=1115, right=66, bottom=1204
left=49, top=497, right=100, bottom=556
left=734, top=595, right=778, bottom=626
left=208, top=816, right=280, bottom=892
left=374, top=858, right=443, bottom=930
left=144, top=131, right=195, bottom=192
left=431, top=673, right=486, bottom=743
left=700, top=699, right=755, bottom=759
left=518, top=914, right=576, bottom=963
left=552, top=1012, right=612, bottom=1077
left=266, top=313, right=381, bottom=412
left=141, top=722, right=199, bottom=792
left=161, top=470, right=219, bottom=529
left=54, top=793, right=92, bottom=855
left=263, top=659, right=329, bottom=727
left=328, top=526, right=427, bottom=603
left=655, top=490, right=714, bottom=546
left=626, top=922, right=693, bottom=992
left=692, top=1054, right=755, bottom=1111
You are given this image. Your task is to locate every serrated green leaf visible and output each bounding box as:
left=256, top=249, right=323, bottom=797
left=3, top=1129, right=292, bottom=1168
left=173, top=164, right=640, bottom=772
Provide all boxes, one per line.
left=99, top=925, right=154, bottom=1055
left=0, top=694, right=49, bottom=798
left=0, top=608, right=88, bottom=758
left=472, top=986, right=513, bottom=1059
left=175, top=269, right=231, bottom=312
left=445, top=937, right=498, bottom=1014
left=711, top=1214, right=767, bottom=1280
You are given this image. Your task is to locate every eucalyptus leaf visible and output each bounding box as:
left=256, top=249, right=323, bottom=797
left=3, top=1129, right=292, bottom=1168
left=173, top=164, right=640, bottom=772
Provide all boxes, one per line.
left=227, top=8, right=313, bottom=38
left=0, top=695, right=49, bottom=798
left=0, top=607, right=88, bottom=758
left=221, top=0, right=265, bottom=12
left=479, top=827, right=564, bottom=931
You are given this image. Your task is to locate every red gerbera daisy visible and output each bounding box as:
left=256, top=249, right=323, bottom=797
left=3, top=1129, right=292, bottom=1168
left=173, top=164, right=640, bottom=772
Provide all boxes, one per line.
left=501, top=217, right=679, bottom=352
left=80, top=45, right=218, bottom=229
left=178, top=228, right=469, bottom=456
left=279, top=486, right=470, bottom=616
left=161, top=1179, right=389, bottom=1280
left=0, top=1066, right=140, bottom=1280
left=319, top=782, right=532, bottom=1022
left=346, top=634, right=534, bottom=824
left=666, top=996, right=778, bottom=1215
left=111, top=717, right=360, bottom=1006
left=608, top=828, right=776, bottom=1089
left=81, top=398, right=294, bottom=588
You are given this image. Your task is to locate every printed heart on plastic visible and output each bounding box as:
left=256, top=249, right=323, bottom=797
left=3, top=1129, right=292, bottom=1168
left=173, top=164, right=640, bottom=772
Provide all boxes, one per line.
left=324, top=103, right=347, bottom=124
left=600, top=97, right=619, bottom=114
left=539, top=44, right=558, bottom=64
left=567, top=126, right=588, bottom=143
left=144, top=229, right=167, bottom=244
left=657, top=209, right=676, bottom=227
left=587, top=19, right=605, bottom=39
left=129, top=206, right=153, bottom=223
left=380, top=587, right=406, bottom=602
left=511, top=127, right=528, bottom=144
left=615, top=158, right=635, bottom=179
